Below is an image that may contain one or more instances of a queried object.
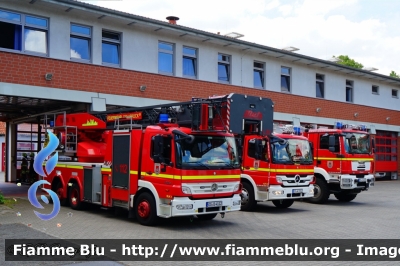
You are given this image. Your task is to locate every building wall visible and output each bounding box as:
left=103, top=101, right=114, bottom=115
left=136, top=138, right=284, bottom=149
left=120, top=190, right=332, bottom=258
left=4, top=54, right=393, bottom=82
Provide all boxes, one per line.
left=0, top=1, right=399, bottom=111
left=1, top=52, right=400, bottom=127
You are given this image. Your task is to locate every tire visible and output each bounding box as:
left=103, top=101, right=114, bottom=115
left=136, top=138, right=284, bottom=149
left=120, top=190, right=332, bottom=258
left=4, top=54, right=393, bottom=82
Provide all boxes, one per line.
left=197, top=213, right=218, bottom=221
left=308, top=178, right=329, bottom=204
left=240, top=181, right=257, bottom=211
left=334, top=193, right=357, bottom=202
left=135, top=192, right=159, bottom=226
left=53, top=181, right=68, bottom=206
left=272, top=199, right=294, bottom=209
left=69, top=184, right=83, bottom=210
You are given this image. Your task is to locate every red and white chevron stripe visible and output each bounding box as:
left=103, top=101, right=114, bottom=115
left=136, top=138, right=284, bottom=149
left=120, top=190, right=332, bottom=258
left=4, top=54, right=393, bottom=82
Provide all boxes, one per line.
left=226, top=100, right=230, bottom=131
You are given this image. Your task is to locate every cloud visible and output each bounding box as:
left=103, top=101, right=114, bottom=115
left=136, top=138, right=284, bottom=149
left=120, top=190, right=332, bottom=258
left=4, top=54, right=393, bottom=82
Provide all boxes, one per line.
left=70, top=49, right=82, bottom=59
left=25, top=30, right=47, bottom=53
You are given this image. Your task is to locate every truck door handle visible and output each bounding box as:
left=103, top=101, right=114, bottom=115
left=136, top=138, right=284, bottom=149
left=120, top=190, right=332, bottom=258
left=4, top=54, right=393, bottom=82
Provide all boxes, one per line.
left=244, top=166, right=250, bottom=169
left=146, top=172, right=153, bottom=175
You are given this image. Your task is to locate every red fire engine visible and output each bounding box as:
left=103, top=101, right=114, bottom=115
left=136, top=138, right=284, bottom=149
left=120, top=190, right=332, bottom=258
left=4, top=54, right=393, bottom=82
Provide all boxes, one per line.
left=177, top=94, right=315, bottom=211
left=303, top=122, right=374, bottom=203
left=40, top=98, right=242, bottom=226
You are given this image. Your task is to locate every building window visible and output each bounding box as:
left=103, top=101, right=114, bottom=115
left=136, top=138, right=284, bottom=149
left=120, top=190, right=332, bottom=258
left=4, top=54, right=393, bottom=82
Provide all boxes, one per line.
left=346, top=80, right=353, bottom=102
left=102, top=30, right=120, bottom=66
left=392, top=89, right=398, bottom=98
left=0, top=9, right=48, bottom=54
left=316, top=74, right=324, bottom=98
left=158, top=41, right=174, bottom=75
left=218, top=53, right=230, bottom=83
left=183, top=46, right=197, bottom=78
left=372, top=85, right=379, bottom=95
left=281, top=67, right=291, bottom=92
left=70, top=24, right=91, bottom=61
left=254, top=61, right=264, bottom=88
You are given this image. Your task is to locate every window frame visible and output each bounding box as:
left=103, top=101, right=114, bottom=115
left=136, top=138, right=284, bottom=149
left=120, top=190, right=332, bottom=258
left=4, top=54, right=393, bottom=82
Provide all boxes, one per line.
left=158, top=41, right=174, bottom=75
left=101, top=29, right=121, bottom=67
left=253, top=61, right=265, bottom=89
left=372, top=85, right=379, bottom=95
left=218, top=53, right=231, bottom=83
left=316, top=73, right=324, bottom=98
left=70, top=23, right=92, bottom=63
left=345, top=80, right=353, bottom=103
left=281, top=66, right=291, bottom=92
left=0, top=9, right=49, bottom=56
left=392, top=89, right=398, bottom=98
left=182, top=46, right=197, bottom=78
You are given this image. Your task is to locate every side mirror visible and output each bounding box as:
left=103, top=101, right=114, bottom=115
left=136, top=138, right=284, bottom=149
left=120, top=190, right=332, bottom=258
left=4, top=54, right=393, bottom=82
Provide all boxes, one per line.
left=328, top=135, right=336, bottom=152
left=153, top=135, right=164, bottom=163
left=254, top=139, right=264, bottom=160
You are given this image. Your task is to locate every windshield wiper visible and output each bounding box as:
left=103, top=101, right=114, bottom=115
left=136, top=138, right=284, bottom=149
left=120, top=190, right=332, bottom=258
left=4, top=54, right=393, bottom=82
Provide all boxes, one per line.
left=210, top=161, right=240, bottom=169
left=184, top=161, right=210, bottom=169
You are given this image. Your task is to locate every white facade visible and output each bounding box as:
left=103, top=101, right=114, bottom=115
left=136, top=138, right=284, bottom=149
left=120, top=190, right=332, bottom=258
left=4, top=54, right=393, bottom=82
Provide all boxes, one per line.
left=1, top=1, right=399, bottom=112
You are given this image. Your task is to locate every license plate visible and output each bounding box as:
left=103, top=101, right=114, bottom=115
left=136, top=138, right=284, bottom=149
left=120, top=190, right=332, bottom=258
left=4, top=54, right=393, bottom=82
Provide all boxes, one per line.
left=292, top=189, right=302, bottom=194
left=358, top=178, right=366, bottom=182
left=206, top=201, right=223, bottom=208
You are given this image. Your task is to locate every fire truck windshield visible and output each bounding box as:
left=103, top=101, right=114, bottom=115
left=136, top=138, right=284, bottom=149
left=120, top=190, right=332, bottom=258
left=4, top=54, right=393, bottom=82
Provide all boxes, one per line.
left=344, top=133, right=370, bottom=154
left=271, top=139, right=313, bottom=165
left=175, top=135, right=240, bottom=170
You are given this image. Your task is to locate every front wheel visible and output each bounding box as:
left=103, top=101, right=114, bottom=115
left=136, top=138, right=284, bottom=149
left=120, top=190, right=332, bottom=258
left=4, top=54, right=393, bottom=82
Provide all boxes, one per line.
left=308, top=178, right=329, bottom=204
left=53, top=181, right=68, bottom=206
left=240, top=182, right=257, bottom=211
left=272, top=199, right=294, bottom=208
left=135, top=192, right=158, bottom=226
left=197, top=213, right=218, bottom=221
left=334, top=193, right=357, bottom=202
left=69, top=184, right=82, bottom=210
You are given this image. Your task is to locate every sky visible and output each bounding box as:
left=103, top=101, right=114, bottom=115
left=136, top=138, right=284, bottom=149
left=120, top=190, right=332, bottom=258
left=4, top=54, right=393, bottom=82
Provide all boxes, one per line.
left=81, top=0, right=400, bottom=76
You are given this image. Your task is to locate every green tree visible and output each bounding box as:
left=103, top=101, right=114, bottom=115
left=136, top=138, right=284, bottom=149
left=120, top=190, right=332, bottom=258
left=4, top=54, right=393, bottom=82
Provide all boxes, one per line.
left=389, top=71, right=399, bottom=78
left=333, top=55, right=364, bottom=69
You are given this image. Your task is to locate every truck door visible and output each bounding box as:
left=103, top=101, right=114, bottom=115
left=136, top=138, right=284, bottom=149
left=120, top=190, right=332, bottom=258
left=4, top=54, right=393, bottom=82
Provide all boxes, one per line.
left=242, top=136, right=269, bottom=186
left=317, top=133, right=341, bottom=174
left=141, top=133, right=176, bottom=198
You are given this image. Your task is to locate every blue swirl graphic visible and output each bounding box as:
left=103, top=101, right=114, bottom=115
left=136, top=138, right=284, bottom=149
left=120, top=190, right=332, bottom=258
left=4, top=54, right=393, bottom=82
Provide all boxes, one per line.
left=34, top=130, right=59, bottom=177
left=28, top=180, right=60, bottom=221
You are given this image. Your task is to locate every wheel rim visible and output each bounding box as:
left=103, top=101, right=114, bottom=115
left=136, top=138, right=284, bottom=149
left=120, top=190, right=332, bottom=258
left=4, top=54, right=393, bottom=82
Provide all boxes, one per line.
left=240, top=188, right=249, bottom=205
left=138, top=200, right=151, bottom=218
left=313, top=184, right=321, bottom=198
left=70, top=189, right=78, bottom=206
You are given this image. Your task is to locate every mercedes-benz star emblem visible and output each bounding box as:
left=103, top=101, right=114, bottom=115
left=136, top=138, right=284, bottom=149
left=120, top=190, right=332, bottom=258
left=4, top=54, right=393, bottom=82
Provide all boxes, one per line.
left=295, top=175, right=301, bottom=183
left=211, top=183, right=218, bottom=192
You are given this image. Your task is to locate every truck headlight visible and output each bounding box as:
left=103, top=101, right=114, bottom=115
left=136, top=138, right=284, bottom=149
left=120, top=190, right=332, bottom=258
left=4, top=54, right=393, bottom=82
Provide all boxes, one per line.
left=233, top=184, right=240, bottom=192
left=272, top=190, right=284, bottom=195
left=276, top=177, right=282, bottom=183
left=176, top=204, right=193, bottom=210
left=182, top=186, right=192, bottom=194
left=233, top=200, right=241, bottom=206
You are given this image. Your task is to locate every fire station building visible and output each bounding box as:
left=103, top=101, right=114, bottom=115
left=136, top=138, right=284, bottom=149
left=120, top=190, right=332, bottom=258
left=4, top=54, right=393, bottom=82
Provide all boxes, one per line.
left=0, top=0, right=399, bottom=182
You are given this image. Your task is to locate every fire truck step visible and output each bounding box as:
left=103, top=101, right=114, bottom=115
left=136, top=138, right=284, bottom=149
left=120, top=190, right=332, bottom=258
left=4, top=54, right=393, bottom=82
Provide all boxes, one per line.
left=96, top=192, right=101, bottom=195
left=92, top=201, right=101, bottom=204
left=159, top=204, right=171, bottom=207
left=158, top=214, right=171, bottom=218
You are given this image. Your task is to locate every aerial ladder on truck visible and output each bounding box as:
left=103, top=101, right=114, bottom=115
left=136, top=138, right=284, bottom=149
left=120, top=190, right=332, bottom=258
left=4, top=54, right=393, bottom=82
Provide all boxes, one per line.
left=156, top=93, right=316, bottom=211
left=39, top=98, right=242, bottom=226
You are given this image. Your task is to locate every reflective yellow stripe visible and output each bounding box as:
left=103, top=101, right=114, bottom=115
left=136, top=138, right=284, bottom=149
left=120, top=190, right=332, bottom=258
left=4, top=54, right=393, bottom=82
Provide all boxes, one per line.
left=139, top=172, right=239, bottom=180
left=315, top=157, right=374, bottom=161
left=249, top=168, right=313, bottom=173
left=67, top=165, right=84, bottom=169
left=130, top=170, right=138, bottom=174
left=101, top=168, right=111, bottom=172
left=181, top=175, right=239, bottom=180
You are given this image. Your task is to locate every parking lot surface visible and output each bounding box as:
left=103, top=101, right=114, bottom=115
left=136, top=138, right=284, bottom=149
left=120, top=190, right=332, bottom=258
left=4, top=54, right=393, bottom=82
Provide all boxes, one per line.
left=1, top=180, right=399, bottom=266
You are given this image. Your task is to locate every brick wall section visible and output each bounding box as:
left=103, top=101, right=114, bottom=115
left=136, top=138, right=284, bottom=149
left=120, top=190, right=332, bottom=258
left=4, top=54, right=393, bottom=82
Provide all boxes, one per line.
left=0, top=122, right=5, bottom=135
left=1, top=52, right=400, bottom=126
